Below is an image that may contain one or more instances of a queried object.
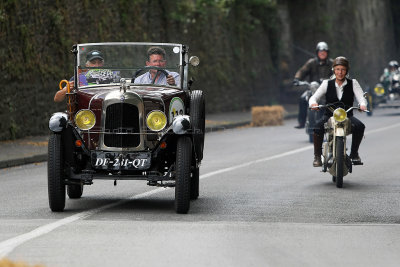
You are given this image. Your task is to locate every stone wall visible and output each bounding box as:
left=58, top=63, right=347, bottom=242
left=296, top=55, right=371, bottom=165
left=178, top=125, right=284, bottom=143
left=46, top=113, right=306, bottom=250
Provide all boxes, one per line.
left=0, top=0, right=399, bottom=140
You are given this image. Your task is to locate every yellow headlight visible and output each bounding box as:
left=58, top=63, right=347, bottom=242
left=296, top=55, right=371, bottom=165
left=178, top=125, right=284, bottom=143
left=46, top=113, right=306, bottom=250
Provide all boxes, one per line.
left=75, top=110, right=96, bottom=130
left=146, top=111, right=167, bottom=131
left=374, top=86, right=385, bottom=96
left=333, top=108, right=347, bottom=122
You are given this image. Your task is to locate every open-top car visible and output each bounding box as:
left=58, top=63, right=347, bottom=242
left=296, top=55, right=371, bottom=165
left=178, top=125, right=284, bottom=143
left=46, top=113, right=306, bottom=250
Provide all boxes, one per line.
left=48, top=42, right=204, bottom=214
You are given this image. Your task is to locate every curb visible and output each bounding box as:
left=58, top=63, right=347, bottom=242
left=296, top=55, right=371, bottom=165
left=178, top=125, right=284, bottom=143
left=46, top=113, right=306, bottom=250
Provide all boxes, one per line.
left=0, top=112, right=297, bottom=169
left=0, top=154, right=48, bottom=169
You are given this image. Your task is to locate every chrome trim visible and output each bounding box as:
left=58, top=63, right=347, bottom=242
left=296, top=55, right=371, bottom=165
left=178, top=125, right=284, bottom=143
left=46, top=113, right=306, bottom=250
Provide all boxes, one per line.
left=99, top=91, right=145, bottom=151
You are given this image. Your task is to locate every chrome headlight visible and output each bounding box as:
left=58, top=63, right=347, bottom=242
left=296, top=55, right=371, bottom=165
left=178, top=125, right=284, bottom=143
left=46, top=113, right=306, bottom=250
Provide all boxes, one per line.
left=146, top=111, right=167, bottom=131
left=75, top=110, right=96, bottom=130
left=333, top=108, right=347, bottom=122
left=374, top=86, right=385, bottom=96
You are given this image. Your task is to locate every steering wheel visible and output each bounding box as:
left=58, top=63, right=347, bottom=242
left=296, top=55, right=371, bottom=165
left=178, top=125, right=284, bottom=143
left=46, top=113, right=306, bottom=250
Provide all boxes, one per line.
left=133, top=66, right=169, bottom=84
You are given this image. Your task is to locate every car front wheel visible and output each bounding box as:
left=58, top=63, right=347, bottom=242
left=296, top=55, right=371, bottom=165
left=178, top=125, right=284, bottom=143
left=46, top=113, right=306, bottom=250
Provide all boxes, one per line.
left=175, top=136, right=192, bottom=214
left=48, top=134, right=66, bottom=211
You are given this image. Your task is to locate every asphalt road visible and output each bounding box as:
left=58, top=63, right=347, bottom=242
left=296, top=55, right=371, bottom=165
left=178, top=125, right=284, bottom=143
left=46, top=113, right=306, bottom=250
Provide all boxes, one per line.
left=1, top=108, right=400, bottom=267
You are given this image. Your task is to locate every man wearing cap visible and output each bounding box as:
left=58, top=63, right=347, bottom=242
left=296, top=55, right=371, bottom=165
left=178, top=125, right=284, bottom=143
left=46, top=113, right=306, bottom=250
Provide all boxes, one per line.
left=309, top=56, right=367, bottom=167
left=293, top=42, right=333, bottom=129
left=54, top=50, right=105, bottom=102
left=133, top=46, right=180, bottom=86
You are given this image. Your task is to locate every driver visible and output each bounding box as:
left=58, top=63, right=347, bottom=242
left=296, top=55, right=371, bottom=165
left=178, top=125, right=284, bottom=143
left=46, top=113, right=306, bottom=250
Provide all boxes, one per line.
left=309, top=56, right=367, bottom=167
left=133, top=46, right=180, bottom=86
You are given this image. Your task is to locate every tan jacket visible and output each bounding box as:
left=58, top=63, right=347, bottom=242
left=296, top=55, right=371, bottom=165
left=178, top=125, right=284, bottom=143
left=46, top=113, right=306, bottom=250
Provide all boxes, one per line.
left=295, top=57, right=333, bottom=82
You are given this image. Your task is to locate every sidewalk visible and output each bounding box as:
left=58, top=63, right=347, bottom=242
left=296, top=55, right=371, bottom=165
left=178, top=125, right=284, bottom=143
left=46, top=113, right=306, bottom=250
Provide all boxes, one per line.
left=0, top=104, right=297, bottom=169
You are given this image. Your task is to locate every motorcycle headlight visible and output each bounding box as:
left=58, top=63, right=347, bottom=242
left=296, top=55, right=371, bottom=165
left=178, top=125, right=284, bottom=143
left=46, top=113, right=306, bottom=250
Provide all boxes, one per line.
left=374, top=86, right=385, bottom=96
left=146, top=111, right=167, bottom=131
left=333, top=108, right=347, bottom=122
left=75, top=110, right=96, bottom=130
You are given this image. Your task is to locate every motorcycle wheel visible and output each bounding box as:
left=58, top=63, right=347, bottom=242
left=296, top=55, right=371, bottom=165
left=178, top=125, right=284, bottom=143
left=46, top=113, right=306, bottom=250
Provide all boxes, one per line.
left=335, top=136, right=344, bottom=188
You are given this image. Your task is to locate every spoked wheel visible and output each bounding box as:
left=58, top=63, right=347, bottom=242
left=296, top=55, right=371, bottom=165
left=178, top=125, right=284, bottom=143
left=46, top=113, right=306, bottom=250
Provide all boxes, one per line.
left=335, top=136, right=344, bottom=188
left=48, top=134, right=66, bottom=211
left=67, top=183, right=84, bottom=199
left=175, top=136, right=192, bottom=214
left=190, top=165, right=199, bottom=200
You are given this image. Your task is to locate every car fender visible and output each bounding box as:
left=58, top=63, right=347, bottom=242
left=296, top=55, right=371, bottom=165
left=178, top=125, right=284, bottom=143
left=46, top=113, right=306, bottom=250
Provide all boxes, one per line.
left=49, top=112, right=68, bottom=132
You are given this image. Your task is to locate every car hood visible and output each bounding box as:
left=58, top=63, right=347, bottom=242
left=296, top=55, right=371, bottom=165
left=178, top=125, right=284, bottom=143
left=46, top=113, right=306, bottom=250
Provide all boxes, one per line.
left=76, top=85, right=185, bottom=110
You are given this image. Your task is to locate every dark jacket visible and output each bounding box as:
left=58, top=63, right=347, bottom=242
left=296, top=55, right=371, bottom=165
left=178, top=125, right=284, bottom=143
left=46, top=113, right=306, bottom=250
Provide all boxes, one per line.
left=325, top=78, right=355, bottom=117
left=295, top=57, right=333, bottom=82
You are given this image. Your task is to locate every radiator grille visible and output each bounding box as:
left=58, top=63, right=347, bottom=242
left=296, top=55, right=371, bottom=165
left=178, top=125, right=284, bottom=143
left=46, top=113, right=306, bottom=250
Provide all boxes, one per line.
left=104, top=103, right=140, bottom=147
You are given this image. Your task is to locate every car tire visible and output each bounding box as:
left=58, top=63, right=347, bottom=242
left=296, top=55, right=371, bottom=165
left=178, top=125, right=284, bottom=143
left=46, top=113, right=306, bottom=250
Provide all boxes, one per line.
left=190, top=166, right=199, bottom=200
left=48, top=134, right=66, bottom=212
left=190, top=90, right=205, bottom=161
left=67, top=184, right=83, bottom=199
left=175, top=136, right=192, bottom=214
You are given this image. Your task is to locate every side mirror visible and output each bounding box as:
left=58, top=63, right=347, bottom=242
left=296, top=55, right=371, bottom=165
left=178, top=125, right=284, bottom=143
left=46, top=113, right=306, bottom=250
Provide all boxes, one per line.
left=189, top=56, right=200, bottom=66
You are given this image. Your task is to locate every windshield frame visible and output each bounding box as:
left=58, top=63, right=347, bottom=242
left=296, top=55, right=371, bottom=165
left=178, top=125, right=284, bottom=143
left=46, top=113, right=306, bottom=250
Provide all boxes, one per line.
left=74, top=42, right=185, bottom=90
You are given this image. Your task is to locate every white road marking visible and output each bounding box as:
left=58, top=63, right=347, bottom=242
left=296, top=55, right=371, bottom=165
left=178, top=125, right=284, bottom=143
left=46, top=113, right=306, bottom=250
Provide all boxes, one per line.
left=1, top=122, right=399, bottom=257
left=0, top=188, right=167, bottom=258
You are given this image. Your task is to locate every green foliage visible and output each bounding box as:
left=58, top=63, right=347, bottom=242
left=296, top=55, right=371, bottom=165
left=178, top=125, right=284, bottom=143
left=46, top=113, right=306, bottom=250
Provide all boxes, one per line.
left=0, top=0, right=282, bottom=140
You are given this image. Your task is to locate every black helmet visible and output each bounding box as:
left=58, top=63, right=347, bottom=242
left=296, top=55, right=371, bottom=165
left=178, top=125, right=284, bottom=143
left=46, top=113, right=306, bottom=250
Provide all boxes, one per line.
left=86, top=50, right=104, bottom=62
left=389, top=60, right=399, bottom=68
left=316, top=41, right=329, bottom=52
left=333, top=56, right=350, bottom=70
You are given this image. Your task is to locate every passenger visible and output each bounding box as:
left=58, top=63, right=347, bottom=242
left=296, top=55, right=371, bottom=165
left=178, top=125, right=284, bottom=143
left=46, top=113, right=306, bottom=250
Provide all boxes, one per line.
left=133, top=46, right=180, bottom=86
left=54, top=50, right=105, bottom=102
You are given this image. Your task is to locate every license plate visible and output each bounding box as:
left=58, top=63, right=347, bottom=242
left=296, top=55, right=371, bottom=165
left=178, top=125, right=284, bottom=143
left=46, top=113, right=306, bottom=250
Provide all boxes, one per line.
left=91, top=151, right=151, bottom=170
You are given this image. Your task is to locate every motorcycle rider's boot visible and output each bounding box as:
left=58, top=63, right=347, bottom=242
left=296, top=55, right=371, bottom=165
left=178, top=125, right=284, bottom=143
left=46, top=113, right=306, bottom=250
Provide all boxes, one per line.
left=350, top=133, right=363, bottom=165
left=313, top=133, right=323, bottom=167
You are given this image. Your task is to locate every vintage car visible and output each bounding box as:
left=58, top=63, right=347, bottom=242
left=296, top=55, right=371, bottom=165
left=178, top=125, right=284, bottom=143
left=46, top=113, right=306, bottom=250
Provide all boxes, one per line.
left=48, top=42, right=204, bottom=214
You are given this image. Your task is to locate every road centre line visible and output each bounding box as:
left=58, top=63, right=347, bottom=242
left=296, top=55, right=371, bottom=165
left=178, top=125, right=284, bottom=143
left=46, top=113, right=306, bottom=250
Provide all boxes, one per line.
left=1, top=122, right=399, bottom=257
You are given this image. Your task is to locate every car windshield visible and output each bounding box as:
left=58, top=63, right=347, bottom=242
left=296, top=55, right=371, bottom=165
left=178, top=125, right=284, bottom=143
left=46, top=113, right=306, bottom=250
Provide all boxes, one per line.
left=76, top=43, right=183, bottom=89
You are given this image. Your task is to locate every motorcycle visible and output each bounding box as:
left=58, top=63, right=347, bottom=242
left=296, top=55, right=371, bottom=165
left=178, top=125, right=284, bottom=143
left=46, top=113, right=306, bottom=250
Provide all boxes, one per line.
left=313, top=102, right=369, bottom=188
left=296, top=81, right=324, bottom=142
left=374, top=70, right=400, bottom=109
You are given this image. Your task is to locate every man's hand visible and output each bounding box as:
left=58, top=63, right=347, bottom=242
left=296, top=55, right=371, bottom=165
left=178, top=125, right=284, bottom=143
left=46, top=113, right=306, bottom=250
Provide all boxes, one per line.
left=167, top=75, right=176, bottom=85
left=310, top=103, right=319, bottom=110
left=359, top=105, right=367, bottom=112
left=54, top=81, right=74, bottom=102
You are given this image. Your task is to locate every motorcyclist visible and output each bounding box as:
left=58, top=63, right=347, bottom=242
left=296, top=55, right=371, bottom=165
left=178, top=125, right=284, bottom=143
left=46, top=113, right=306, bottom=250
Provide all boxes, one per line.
left=309, top=56, right=367, bottom=167
left=380, top=60, right=400, bottom=92
left=293, top=42, right=333, bottom=129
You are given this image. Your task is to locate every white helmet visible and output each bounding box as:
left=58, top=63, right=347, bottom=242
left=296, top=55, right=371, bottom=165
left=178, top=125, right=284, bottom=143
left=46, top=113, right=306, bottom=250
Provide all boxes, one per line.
left=316, top=42, right=329, bottom=52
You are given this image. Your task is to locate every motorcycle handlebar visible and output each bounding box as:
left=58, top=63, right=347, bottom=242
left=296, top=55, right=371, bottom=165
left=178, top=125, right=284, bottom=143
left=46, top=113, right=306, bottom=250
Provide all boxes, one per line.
left=309, top=104, right=370, bottom=113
